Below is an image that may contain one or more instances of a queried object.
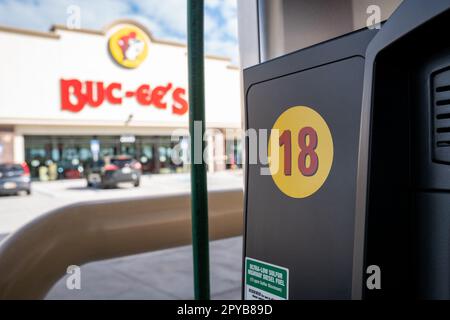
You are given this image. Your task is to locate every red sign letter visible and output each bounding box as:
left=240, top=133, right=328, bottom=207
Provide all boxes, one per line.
left=85, top=81, right=105, bottom=107
left=105, top=82, right=122, bottom=104
left=136, top=84, right=152, bottom=105
left=61, top=79, right=86, bottom=113
left=152, top=83, right=172, bottom=109
left=172, top=87, right=188, bottom=115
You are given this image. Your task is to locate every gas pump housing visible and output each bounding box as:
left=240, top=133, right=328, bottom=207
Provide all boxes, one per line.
left=242, top=0, right=450, bottom=300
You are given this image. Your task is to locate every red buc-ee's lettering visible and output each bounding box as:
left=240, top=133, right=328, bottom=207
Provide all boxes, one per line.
left=60, top=79, right=188, bottom=115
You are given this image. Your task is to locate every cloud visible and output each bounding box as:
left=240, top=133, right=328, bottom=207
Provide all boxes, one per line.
left=0, top=0, right=239, bottom=63
left=204, top=0, right=239, bottom=62
left=131, top=0, right=187, bottom=39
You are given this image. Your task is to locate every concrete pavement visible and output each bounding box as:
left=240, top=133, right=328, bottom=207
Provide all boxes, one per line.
left=0, top=170, right=244, bottom=300
left=46, top=236, right=243, bottom=300
left=0, top=170, right=243, bottom=234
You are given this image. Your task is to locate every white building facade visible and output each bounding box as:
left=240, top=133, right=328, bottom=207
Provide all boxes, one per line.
left=0, top=21, right=242, bottom=179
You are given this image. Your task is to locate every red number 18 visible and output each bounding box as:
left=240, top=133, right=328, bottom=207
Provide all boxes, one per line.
left=278, top=127, right=319, bottom=177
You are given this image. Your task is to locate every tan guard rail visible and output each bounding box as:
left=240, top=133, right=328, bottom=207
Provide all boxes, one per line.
left=0, top=189, right=243, bottom=299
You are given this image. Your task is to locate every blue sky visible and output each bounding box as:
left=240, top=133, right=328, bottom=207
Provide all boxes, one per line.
left=0, top=0, right=239, bottom=63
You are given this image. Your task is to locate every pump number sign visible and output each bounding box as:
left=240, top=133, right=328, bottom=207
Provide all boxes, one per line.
left=268, top=106, right=334, bottom=198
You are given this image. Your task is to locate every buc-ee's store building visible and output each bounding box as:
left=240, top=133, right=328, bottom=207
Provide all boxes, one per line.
left=0, top=21, right=242, bottom=180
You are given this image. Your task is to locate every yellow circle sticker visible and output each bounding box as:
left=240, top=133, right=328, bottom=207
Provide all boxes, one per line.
left=109, top=26, right=149, bottom=68
left=268, top=106, right=334, bottom=198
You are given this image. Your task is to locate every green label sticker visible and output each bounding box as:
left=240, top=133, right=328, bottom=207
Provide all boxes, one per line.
left=245, top=257, right=289, bottom=300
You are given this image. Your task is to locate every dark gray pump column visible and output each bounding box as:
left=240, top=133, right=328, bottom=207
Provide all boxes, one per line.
left=355, top=0, right=450, bottom=299
left=243, top=0, right=450, bottom=300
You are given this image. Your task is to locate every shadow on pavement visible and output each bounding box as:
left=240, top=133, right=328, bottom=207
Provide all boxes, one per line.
left=46, top=236, right=243, bottom=300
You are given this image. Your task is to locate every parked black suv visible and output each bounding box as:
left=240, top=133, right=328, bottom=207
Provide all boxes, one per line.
left=85, top=156, right=142, bottom=188
left=0, top=163, right=31, bottom=195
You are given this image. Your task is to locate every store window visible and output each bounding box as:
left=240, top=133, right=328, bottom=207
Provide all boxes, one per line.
left=24, top=135, right=188, bottom=180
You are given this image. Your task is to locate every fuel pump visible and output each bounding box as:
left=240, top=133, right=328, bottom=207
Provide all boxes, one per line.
left=241, top=0, right=450, bottom=300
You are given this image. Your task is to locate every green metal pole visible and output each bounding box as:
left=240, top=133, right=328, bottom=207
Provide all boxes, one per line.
left=187, top=0, right=210, bottom=300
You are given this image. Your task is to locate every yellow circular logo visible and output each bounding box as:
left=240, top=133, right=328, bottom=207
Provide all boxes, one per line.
left=268, top=106, right=334, bottom=198
left=109, top=26, right=148, bottom=68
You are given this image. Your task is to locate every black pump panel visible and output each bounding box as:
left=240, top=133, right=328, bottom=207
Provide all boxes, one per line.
left=242, top=0, right=450, bottom=300
left=355, top=0, right=450, bottom=300
left=242, top=29, right=376, bottom=300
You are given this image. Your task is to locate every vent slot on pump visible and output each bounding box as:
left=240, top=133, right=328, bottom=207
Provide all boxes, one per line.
left=432, top=68, right=450, bottom=162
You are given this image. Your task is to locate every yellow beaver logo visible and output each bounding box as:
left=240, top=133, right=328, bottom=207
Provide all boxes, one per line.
left=109, top=26, right=148, bottom=68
